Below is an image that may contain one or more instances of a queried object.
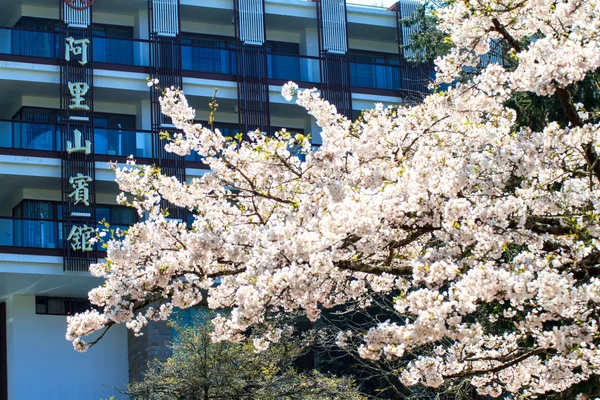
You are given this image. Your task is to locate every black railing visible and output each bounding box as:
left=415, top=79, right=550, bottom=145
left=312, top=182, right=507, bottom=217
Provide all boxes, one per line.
left=267, top=53, right=321, bottom=83
left=0, top=26, right=434, bottom=93
left=0, top=216, right=130, bottom=250
left=0, top=217, right=62, bottom=249
left=0, top=120, right=155, bottom=158
left=93, top=36, right=150, bottom=67
left=181, top=44, right=236, bottom=75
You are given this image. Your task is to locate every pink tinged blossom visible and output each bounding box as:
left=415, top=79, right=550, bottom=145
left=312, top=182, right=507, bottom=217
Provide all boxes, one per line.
left=65, top=2, right=600, bottom=395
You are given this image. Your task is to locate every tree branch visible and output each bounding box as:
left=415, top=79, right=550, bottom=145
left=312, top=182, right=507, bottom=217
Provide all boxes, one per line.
left=443, top=348, right=544, bottom=379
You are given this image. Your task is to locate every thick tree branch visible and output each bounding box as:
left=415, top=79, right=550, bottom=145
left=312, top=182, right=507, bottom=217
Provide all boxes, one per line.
left=443, top=348, right=544, bottom=379
left=335, top=260, right=412, bottom=276
left=491, top=18, right=522, bottom=52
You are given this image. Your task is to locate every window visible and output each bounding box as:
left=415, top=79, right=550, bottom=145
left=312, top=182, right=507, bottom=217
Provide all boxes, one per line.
left=8, top=108, right=60, bottom=151
left=92, top=24, right=133, bottom=38
left=267, top=41, right=301, bottom=81
left=12, top=107, right=137, bottom=155
left=35, top=296, right=92, bottom=316
left=96, top=206, right=137, bottom=226
left=94, top=112, right=137, bottom=156
left=349, top=50, right=400, bottom=90
left=266, top=41, right=299, bottom=55
left=12, top=200, right=56, bottom=219
left=181, top=33, right=236, bottom=74
left=13, top=17, right=60, bottom=58
left=13, top=200, right=137, bottom=225
left=92, top=23, right=134, bottom=65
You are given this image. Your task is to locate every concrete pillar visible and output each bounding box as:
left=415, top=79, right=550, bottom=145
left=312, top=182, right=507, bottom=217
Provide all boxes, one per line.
left=127, top=320, right=172, bottom=383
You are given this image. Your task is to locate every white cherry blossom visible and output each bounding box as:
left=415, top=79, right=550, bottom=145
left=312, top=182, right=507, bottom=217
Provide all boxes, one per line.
left=67, top=0, right=600, bottom=396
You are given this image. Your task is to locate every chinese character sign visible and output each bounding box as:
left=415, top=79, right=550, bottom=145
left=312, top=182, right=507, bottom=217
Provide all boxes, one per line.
left=68, top=82, right=90, bottom=110
left=65, top=37, right=90, bottom=65
left=66, top=224, right=94, bottom=252
left=68, top=173, right=92, bottom=206
left=66, top=129, right=92, bottom=154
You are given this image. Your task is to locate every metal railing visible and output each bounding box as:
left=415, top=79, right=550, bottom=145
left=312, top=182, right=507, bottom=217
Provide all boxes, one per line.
left=0, top=217, right=63, bottom=249
left=0, top=120, right=155, bottom=158
left=181, top=44, right=236, bottom=75
left=0, top=216, right=131, bottom=250
left=94, top=127, right=154, bottom=158
left=0, top=26, right=435, bottom=93
left=267, top=53, right=321, bottom=83
left=93, top=36, right=150, bottom=67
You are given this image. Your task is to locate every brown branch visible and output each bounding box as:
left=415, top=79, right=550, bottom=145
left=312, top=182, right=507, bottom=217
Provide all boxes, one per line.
left=388, top=226, right=435, bottom=250
left=523, top=215, right=573, bottom=235
left=335, top=260, right=412, bottom=277
left=443, top=348, right=544, bottom=379
left=491, top=17, right=600, bottom=183
left=556, top=88, right=583, bottom=128
left=491, top=18, right=522, bottom=53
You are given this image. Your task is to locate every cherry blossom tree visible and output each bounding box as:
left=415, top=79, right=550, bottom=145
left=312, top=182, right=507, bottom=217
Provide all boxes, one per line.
left=67, top=0, right=600, bottom=396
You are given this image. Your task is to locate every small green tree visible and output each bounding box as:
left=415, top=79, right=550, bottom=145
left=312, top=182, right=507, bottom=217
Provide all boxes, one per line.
left=126, top=315, right=365, bottom=400
left=401, top=1, right=452, bottom=65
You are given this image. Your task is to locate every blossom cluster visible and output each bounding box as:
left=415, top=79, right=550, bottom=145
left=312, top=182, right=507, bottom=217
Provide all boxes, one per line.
left=66, top=0, right=600, bottom=396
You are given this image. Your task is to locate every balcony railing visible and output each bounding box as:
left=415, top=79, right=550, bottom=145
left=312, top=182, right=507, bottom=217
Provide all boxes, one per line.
left=94, top=127, right=153, bottom=158
left=0, top=217, right=63, bottom=249
left=0, top=25, right=434, bottom=94
left=182, top=44, right=236, bottom=75
left=0, top=120, right=61, bottom=151
left=0, top=120, right=154, bottom=158
left=0, top=26, right=59, bottom=59
left=0, top=27, right=150, bottom=66
left=350, top=61, right=400, bottom=91
left=0, top=216, right=131, bottom=250
left=93, top=36, right=150, bottom=67
left=401, top=63, right=435, bottom=93
left=268, top=53, right=321, bottom=84
left=350, top=61, right=434, bottom=92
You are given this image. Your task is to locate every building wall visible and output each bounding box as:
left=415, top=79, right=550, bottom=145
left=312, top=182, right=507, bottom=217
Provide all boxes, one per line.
left=5, top=295, right=128, bottom=400
left=128, top=320, right=172, bottom=384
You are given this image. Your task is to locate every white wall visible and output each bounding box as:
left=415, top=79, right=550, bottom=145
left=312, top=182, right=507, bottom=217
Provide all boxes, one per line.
left=6, top=295, right=129, bottom=400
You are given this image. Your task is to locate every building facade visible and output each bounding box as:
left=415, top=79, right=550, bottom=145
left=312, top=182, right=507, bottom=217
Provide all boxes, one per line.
left=0, top=0, right=431, bottom=398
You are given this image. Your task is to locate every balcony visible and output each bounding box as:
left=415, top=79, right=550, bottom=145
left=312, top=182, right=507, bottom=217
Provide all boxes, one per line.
left=0, top=120, right=154, bottom=159
left=93, top=36, right=150, bottom=67
left=267, top=53, right=321, bottom=84
left=94, top=127, right=153, bottom=158
left=0, top=26, right=59, bottom=59
left=0, top=26, right=150, bottom=67
left=182, top=44, right=236, bottom=75
left=0, top=120, right=61, bottom=152
left=0, top=216, right=130, bottom=251
left=350, top=61, right=434, bottom=93
left=0, top=217, right=62, bottom=249
left=0, top=26, right=431, bottom=94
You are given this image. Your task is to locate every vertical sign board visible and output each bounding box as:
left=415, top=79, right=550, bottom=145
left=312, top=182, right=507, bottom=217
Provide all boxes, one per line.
left=315, top=0, right=352, bottom=118
left=60, top=0, right=98, bottom=271
left=148, top=0, right=187, bottom=221
left=234, top=0, right=270, bottom=136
